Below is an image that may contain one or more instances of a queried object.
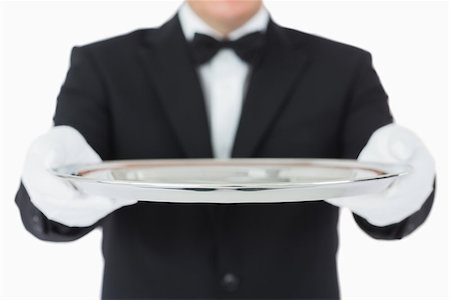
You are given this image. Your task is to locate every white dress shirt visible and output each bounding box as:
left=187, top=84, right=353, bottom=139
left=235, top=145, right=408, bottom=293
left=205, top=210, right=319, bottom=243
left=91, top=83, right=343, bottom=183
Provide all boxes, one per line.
left=178, top=3, right=270, bottom=159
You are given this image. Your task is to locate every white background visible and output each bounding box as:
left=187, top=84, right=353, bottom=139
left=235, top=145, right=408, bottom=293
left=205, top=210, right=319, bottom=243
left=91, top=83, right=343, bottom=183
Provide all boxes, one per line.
left=0, top=0, right=449, bottom=299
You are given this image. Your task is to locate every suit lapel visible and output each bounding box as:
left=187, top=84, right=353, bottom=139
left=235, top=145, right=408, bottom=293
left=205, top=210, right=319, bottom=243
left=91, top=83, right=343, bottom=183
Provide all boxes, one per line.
left=138, top=15, right=213, bottom=158
left=231, top=20, right=310, bottom=158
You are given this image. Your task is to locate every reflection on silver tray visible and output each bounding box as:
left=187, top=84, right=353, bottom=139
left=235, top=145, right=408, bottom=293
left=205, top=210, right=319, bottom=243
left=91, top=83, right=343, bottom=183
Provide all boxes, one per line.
left=51, top=158, right=411, bottom=203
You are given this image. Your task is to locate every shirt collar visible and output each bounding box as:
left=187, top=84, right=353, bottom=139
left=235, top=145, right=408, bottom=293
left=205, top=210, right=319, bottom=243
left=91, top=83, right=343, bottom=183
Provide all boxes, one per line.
left=177, top=2, right=270, bottom=42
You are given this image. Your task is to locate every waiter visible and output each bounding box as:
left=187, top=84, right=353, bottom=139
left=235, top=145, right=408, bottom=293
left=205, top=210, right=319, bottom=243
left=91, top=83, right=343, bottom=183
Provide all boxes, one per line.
left=16, top=1, right=436, bottom=299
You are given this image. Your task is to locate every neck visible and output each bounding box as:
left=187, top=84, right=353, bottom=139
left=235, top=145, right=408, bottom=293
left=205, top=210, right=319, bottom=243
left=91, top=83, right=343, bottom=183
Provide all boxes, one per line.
left=187, top=2, right=262, bottom=38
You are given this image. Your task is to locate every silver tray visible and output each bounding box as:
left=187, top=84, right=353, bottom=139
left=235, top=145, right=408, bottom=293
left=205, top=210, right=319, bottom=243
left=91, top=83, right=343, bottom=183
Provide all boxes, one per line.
left=51, top=158, right=411, bottom=203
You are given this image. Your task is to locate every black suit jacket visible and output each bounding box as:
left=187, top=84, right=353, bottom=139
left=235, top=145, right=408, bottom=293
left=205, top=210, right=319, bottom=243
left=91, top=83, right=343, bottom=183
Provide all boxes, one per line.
left=15, top=14, right=434, bottom=299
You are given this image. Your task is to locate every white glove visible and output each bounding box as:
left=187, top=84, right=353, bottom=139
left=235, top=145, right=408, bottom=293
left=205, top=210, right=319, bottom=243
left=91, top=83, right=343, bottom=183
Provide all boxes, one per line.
left=21, top=125, right=137, bottom=227
left=326, top=123, right=435, bottom=226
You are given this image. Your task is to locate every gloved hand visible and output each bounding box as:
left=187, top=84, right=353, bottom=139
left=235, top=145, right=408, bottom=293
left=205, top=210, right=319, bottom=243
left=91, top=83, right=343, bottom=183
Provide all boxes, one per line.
left=326, top=123, right=435, bottom=226
left=21, top=125, right=137, bottom=227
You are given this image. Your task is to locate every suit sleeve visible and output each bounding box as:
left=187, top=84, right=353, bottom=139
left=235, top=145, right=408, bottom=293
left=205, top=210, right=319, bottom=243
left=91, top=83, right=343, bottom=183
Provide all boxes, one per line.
left=341, top=51, right=435, bottom=240
left=15, top=46, right=113, bottom=242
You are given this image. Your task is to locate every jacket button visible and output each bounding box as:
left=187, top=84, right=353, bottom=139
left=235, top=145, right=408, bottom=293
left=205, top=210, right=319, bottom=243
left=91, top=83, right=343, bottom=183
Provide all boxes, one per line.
left=221, top=273, right=239, bottom=292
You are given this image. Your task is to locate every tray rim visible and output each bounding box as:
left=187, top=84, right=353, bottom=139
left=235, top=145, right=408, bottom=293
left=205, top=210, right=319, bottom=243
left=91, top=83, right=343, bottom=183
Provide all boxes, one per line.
left=50, top=158, right=412, bottom=191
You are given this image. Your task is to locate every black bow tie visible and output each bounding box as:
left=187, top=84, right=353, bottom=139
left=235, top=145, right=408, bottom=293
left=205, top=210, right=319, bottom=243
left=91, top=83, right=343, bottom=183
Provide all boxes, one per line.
left=189, top=31, right=266, bottom=65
